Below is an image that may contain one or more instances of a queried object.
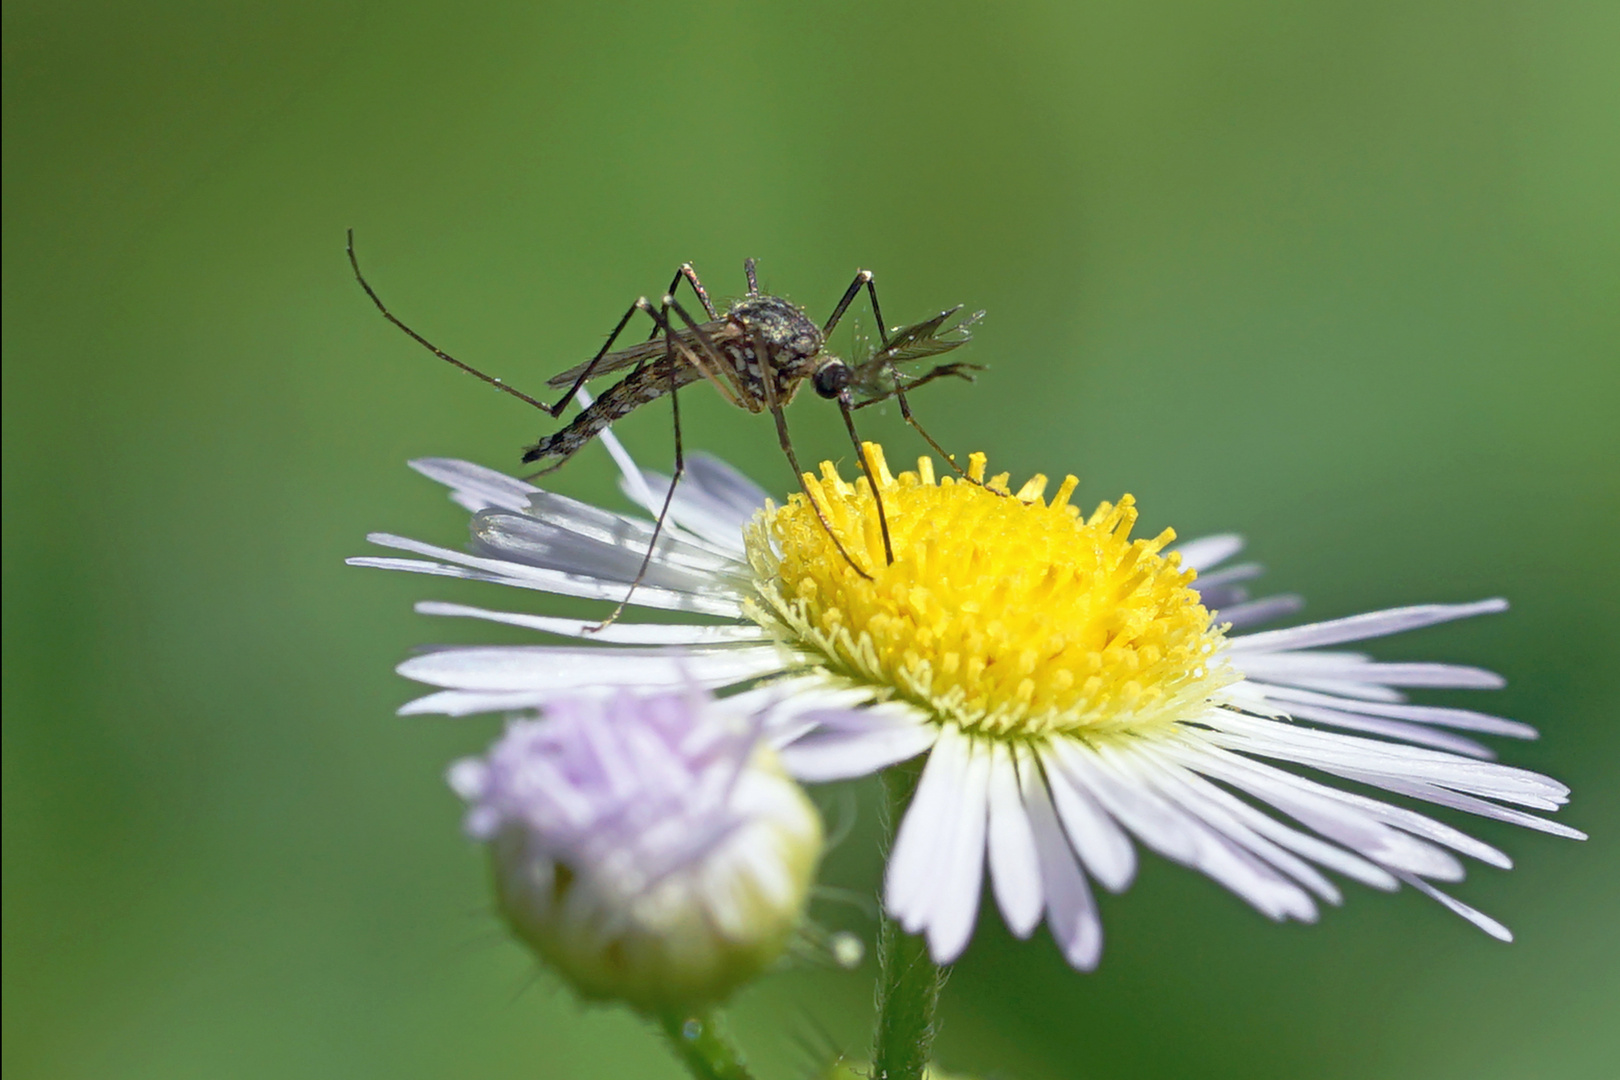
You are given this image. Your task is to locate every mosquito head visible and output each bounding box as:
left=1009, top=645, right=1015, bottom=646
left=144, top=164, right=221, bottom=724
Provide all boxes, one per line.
left=812, top=358, right=852, bottom=400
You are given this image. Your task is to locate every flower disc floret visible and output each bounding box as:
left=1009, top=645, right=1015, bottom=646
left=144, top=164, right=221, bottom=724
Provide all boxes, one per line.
left=745, top=446, right=1235, bottom=741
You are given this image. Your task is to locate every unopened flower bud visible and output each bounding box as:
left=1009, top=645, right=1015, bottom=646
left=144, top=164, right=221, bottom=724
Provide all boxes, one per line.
left=448, top=689, right=823, bottom=1013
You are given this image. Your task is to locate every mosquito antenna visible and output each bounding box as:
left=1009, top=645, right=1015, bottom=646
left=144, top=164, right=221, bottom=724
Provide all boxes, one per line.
left=346, top=230, right=552, bottom=412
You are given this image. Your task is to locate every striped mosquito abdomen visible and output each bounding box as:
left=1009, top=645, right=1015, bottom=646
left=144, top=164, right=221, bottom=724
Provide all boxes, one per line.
left=522, top=359, right=708, bottom=468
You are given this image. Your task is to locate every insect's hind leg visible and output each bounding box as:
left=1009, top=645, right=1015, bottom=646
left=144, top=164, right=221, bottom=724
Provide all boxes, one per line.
left=551, top=261, right=724, bottom=423
left=546, top=294, right=677, bottom=419
left=522, top=292, right=711, bottom=476
left=587, top=303, right=693, bottom=632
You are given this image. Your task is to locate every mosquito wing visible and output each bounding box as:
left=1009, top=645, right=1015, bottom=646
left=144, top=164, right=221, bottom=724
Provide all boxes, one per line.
left=545, top=317, right=741, bottom=389
left=846, top=306, right=983, bottom=402
left=861, top=307, right=980, bottom=369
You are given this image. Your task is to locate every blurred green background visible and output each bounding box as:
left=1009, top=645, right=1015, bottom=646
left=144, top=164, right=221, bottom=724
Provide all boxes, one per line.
left=5, top=1, right=1617, bottom=1077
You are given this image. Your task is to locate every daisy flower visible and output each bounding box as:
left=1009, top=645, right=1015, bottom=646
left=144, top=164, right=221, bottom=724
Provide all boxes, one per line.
left=449, top=686, right=823, bottom=1013
left=352, top=439, right=1583, bottom=970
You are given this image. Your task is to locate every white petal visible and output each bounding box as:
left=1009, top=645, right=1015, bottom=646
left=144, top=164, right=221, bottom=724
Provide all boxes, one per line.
left=986, top=743, right=1043, bottom=938
left=472, top=503, right=737, bottom=583
left=1164, top=740, right=1469, bottom=881
left=1142, top=751, right=1397, bottom=891
left=1194, top=562, right=1266, bottom=589
left=361, top=533, right=743, bottom=616
left=414, top=601, right=765, bottom=644
left=1195, top=582, right=1252, bottom=611
left=1313, top=783, right=1514, bottom=868
left=1038, top=746, right=1136, bottom=893
left=684, top=454, right=770, bottom=519
left=397, top=644, right=784, bottom=691
left=1244, top=682, right=1538, bottom=739
left=777, top=700, right=934, bottom=736
left=1228, top=599, right=1508, bottom=654
left=1174, top=534, right=1245, bottom=572
left=400, top=688, right=570, bottom=716
left=1045, top=739, right=1199, bottom=864
left=1233, top=654, right=1505, bottom=690
left=1279, top=702, right=1497, bottom=758
left=900, top=737, right=978, bottom=936
left=1217, top=595, right=1305, bottom=628
left=1259, top=677, right=1409, bottom=703
left=1100, top=747, right=1316, bottom=921
left=728, top=682, right=888, bottom=746
left=1186, top=825, right=1318, bottom=921
left=409, top=457, right=538, bottom=512
left=627, top=454, right=768, bottom=554
left=925, top=738, right=991, bottom=963
left=348, top=555, right=482, bottom=578
left=886, top=726, right=968, bottom=925
left=1205, top=714, right=1567, bottom=808
left=1332, top=774, right=1586, bottom=841
left=1398, top=874, right=1513, bottom=942
left=1136, top=754, right=1342, bottom=904
left=778, top=720, right=938, bottom=782
left=582, top=391, right=674, bottom=528
left=1017, top=748, right=1102, bottom=970
left=445, top=757, right=488, bottom=800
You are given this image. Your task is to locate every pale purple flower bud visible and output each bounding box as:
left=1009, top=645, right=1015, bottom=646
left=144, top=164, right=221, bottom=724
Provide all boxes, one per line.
left=448, top=688, right=823, bottom=1013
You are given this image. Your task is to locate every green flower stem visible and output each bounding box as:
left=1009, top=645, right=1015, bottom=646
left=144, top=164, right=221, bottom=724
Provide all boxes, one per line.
left=656, top=1010, right=755, bottom=1080
left=872, top=762, right=945, bottom=1080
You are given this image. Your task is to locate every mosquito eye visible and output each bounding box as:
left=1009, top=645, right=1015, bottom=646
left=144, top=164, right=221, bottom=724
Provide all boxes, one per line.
left=813, top=364, right=850, bottom=399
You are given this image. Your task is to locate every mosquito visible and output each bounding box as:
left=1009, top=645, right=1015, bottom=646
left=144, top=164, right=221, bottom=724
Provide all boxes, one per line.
left=347, top=232, right=982, bottom=623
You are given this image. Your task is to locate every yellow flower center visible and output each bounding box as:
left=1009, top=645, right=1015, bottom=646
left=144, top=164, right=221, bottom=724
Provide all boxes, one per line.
left=743, top=445, right=1233, bottom=741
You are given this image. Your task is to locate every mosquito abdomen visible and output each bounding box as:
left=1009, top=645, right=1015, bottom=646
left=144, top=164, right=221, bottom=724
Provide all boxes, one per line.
left=522, top=360, right=708, bottom=467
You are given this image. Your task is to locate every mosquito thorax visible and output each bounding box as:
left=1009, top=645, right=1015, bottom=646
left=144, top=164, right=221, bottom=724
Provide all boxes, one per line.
left=726, top=295, right=825, bottom=365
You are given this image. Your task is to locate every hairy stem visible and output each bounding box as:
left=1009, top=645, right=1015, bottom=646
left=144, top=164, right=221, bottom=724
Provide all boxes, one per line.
left=656, top=1011, right=755, bottom=1080
left=872, top=762, right=945, bottom=1080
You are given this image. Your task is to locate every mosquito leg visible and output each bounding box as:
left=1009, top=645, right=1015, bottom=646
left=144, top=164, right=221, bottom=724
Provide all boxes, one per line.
left=522, top=299, right=697, bottom=473
left=548, top=295, right=677, bottom=417
left=771, top=404, right=873, bottom=581
left=662, top=295, right=751, bottom=406
left=640, top=263, right=720, bottom=345
left=824, top=268, right=984, bottom=488
left=837, top=394, right=895, bottom=564
left=673, top=264, right=720, bottom=319
left=588, top=309, right=690, bottom=632
left=896, top=383, right=972, bottom=479
left=822, top=269, right=886, bottom=343
left=347, top=230, right=553, bottom=413
left=846, top=362, right=987, bottom=482
left=851, top=362, right=983, bottom=404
